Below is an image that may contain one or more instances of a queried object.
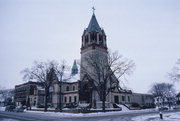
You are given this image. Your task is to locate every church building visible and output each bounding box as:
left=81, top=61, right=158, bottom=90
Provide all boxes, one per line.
left=15, top=10, right=154, bottom=110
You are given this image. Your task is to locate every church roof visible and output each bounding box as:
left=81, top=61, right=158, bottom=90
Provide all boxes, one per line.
left=62, top=72, right=80, bottom=83
left=62, top=60, right=80, bottom=83
left=87, top=13, right=101, bottom=32
left=71, top=60, right=78, bottom=75
left=177, top=92, right=180, bottom=97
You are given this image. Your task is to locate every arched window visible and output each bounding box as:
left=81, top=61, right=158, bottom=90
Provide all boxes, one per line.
left=73, top=86, right=75, bottom=91
left=99, top=35, right=103, bottom=45
left=49, top=86, right=54, bottom=92
left=66, top=86, right=69, bottom=91
left=90, top=32, right=97, bottom=42
left=85, top=35, right=88, bottom=45
left=64, top=97, right=67, bottom=103
left=74, top=96, right=77, bottom=102
left=69, top=96, right=71, bottom=103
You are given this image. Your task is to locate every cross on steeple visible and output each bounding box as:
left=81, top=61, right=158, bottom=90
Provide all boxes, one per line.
left=92, top=7, right=95, bottom=14
left=87, top=7, right=101, bottom=32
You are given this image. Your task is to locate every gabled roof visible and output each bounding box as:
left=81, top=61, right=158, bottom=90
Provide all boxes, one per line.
left=177, top=92, right=180, bottom=97
left=62, top=72, right=80, bottom=83
left=87, top=13, right=101, bottom=32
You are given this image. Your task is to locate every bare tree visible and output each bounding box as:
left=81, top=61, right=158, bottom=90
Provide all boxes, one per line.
left=169, top=59, right=180, bottom=82
left=53, top=60, right=69, bottom=112
left=22, top=60, right=69, bottom=112
left=164, top=84, right=176, bottom=108
left=0, top=86, right=5, bottom=105
left=80, top=51, right=135, bottom=111
left=150, top=82, right=175, bottom=108
left=22, top=61, right=57, bottom=112
left=0, top=86, right=14, bottom=106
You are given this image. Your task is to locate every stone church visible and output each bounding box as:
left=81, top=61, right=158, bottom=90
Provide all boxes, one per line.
left=79, top=11, right=127, bottom=108
left=15, top=11, right=154, bottom=110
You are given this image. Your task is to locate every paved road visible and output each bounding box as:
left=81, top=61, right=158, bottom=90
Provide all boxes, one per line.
left=0, top=110, right=179, bottom=121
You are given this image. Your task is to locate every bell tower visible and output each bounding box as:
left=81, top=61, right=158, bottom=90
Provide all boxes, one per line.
left=81, top=12, right=107, bottom=54
left=80, top=8, right=108, bottom=81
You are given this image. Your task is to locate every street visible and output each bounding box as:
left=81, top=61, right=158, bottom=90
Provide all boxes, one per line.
left=0, top=110, right=179, bottom=121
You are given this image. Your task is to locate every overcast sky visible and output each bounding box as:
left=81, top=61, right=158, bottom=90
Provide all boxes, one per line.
left=0, top=0, right=180, bottom=93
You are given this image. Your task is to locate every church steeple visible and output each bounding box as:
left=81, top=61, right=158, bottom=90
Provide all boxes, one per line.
left=87, top=13, right=101, bottom=32
left=81, top=8, right=107, bottom=53
left=80, top=8, right=108, bottom=82
left=71, top=60, right=78, bottom=75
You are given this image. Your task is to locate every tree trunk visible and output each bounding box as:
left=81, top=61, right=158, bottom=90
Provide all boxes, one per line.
left=44, top=87, right=48, bottom=112
left=102, top=82, right=106, bottom=112
left=168, top=98, right=171, bottom=109
left=59, top=83, right=62, bottom=112
left=102, top=91, right=106, bottom=112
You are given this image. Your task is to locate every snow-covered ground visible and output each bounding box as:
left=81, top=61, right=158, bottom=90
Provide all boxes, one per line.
left=0, top=119, right=20, bottom=121
left=0, top=106, right=156, bottom=117
left=116, top=104, right=130, bottom=112
left=0, top=106, right=5, bottom=111
left=1, top=106, right=180, bottom=121
left=132, top=112, right=180, bottom=121
left=24, top=108, right=158, bottom=118
left=0, top=107, right=20, bottom=121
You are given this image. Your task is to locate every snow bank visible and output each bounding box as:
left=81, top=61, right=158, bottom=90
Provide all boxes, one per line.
left=78, top=103, right=90, bottom=108
left=132, top=112, right=180, bottom=121
left=116, top=104, right=129, bottom=112
left=1, top=119, right=20, bottom=121
left=25, top=108, right=157, bottom=118
left=0, top=106, right=5, bottom=111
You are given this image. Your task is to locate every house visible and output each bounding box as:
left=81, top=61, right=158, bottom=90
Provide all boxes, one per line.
left=131, top=93, right=154, bottom=108
left=14, top=81, right=42, bottom=106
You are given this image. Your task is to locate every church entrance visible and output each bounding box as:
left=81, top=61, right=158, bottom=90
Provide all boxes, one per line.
left=79, top=82, right=93, bottom=104
left=114, top=95, right=119, bottom=104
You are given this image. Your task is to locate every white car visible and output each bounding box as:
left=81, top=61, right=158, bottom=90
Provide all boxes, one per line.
left=13, top=106, right=24, bottom=112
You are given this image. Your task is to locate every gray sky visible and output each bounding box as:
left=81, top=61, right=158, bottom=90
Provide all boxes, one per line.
left=0, top=0, right=180, bottom=93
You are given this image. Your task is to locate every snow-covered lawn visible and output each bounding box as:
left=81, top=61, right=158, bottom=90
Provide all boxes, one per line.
left=132, top=112, right=180, bottom=121
left=24, top=104, right=157, bottom=117
left=116, top=104, right=130, bottom=112
left=0, top=106, right=5, bottom=111
left=24, top=108, right=158, bottom=118
left=1, top=106, right=180, bottom=121
left=0, top=107, right=20, bottom=121
left=0, top=106, right=157, bottom=117
left=0, top=119, right=20, bottom=121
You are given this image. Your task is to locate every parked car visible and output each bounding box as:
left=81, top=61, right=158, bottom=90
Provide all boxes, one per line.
left=13, top=106, right=24, bottom=112
left=37, top=104, right=45, bottom=108
left=22, top=105, right=27, bottom=109
left=5, top=105, right=15, bottom=112
left=159, top=106, right=168, bottom=111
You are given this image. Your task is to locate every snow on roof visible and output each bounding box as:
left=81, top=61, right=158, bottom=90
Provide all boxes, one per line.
left=36, top=86, right=44, bottom=90
left=177, top=92, right=180, bottom=97
left=62, top=72, right=79, bottom=83
left=0, top=94, right=5, bottom=102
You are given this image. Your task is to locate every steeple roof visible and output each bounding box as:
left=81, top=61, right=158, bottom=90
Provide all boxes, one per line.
left=87, top=13, right=101, bottom=32
left=71, top=60, right=78, bottom=75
